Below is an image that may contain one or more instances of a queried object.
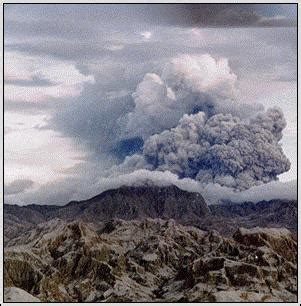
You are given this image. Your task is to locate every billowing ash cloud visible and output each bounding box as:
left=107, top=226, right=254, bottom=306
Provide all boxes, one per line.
left=107, top=53, right=291, bottom=192
left=122, top=54, right=262, bottom=140
left=250, top=107, right=287, bottom=141
left=141, top=107, right=290, bottom=190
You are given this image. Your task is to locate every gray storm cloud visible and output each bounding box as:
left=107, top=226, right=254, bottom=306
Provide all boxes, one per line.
left=140, top=4, right=297, bottom=28
left=142, top=109, right=290, bottom=190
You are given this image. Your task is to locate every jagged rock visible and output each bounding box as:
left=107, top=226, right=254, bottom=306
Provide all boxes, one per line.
left=4, top=219, right=297, bottom=302
left=4, top=259, right=42, bottom=294
left=233, top=227, right=297, bottom=263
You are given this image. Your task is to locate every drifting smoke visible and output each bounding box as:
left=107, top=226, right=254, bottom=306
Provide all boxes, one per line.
left=143, top=109, right=290, bottom=190
left=122, top=54, right=262, bottom=140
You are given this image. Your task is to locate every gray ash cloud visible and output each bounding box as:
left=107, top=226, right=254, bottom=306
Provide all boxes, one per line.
left=142, top=108, right=290, bottom=190
left=113, top=54, right=291, bottom=191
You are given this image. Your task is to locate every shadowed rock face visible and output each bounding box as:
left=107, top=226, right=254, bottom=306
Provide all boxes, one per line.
left=4, top=219, right=297, bottom=302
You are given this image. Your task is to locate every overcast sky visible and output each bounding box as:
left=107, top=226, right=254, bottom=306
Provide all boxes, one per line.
left=4, top=4, right=297, bottom=205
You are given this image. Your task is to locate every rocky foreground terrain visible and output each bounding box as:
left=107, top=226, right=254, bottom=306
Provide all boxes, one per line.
left=4, top=185, right=297, bottom=302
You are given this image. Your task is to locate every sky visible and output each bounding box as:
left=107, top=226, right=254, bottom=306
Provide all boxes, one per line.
left=4, top=4, right=297, bottom=205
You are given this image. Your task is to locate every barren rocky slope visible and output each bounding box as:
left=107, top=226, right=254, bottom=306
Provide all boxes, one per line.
left=4, top=218, right=297, bottom=302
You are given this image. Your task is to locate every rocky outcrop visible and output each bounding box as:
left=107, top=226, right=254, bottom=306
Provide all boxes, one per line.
left=4, top=219, right=297, bottom=302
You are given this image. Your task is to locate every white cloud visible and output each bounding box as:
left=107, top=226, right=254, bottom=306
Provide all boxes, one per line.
left=202, top=179, right=297, bottom=204
left=141, top=31, right=152, bottom=40
left=4, top=51, right=95, bottom=102
left=6, top=168, right=295, bottom=206
left=4, top=112, right=87, bottom=185
left=96, top=170, right=297, bottom=205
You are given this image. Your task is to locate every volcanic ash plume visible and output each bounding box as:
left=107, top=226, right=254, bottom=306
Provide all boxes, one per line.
left=143, top=108, right=290, bottom=190
left=122, top=54, right=262, bottom=140
left=109, top=54, right=291, bottom=192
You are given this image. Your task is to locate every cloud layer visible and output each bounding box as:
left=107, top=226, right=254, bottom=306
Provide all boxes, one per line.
left=4, top=169, right=296, bottom=206
left=96, top=170, right=297, bottom=204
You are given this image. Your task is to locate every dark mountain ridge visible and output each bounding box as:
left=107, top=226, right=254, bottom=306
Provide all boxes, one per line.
left=5, top=185, right=209, bottom=221
left=4, top=185, right=297, bottom=242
